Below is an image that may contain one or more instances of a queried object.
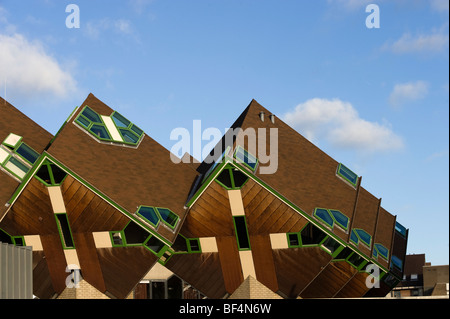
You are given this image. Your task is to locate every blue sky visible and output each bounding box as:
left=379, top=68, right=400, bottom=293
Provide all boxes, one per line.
left=1, top=0, right=448, bottom=265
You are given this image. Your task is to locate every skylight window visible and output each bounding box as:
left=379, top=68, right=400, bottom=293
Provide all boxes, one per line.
left=137, top=206, right=160, bottom=228
left=350, top=228, right=372, bottom=247
left=234, top=146, right=258, bottom=172
left=156, top=208, right=179, bottom=229
left=374, top=243, right=389, bottom=261
left=74, top=106, right=144, bottom=146
left=337, top=163, right=358, bottom=187
left=313, top=208, right=349, bottom=231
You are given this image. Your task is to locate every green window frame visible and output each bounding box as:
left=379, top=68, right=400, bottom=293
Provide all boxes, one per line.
left=347, top=252, right=368, bottom=270
left=373, top=243, right=389, bottom=261
left=337, top=163, right=358, bottom=187
left=234, top=146, right=258, bottom=172
left=136, top=206, right=160, bottom=228
left=202, top=146, right=231, bottom=183
left=74, top=107, right=144, bottom=146
left=3, top=156, right=30, bottom=180
left=15, top=142, right=40, bottom=165
left=35, top=160, right=68, bottom=186
left=233, top=216, right=251, bottom=251
left=313, top=208, right=350, bottom=231
left=215, top=165, right=249, bottom=190
left=135, top=206, right=179, bottom=230
left=156, top=208, right=179, bottom=230
left=55, top=213, right=75, bottom=249
left=110, top=231, right=126, bottom=247
left=187, top=238, right=202, bottom=253
left=287, top=232, right=301, bottom=248
left=350, top=228, right=372, bottom=247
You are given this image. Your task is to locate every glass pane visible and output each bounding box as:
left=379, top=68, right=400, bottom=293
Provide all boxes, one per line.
left=130, top=124, right=143, bottom=136
left=288, top=233, right=300, bottom=247
left=321, top=236, right=341, bottom=255
left=314, top=208, right=334, bottom=228
left=189, top=239, right=200, bottom=252
left=119, top=129, right=140, bottom=143
left=231, top=169, right=248, bottom=188
left=50, top=164, right=67, bottom=185
left=329, top=210, right=349, bottom=229
left=355, top=229, right=372, bottom=246
left=374, top=243, right=389, bottom=259
left=123, top=221, right=150, bottom=245
left=301, top=223, right=327, bottom=245
left=350, top=230, right=359, bottom=244
left=111, top=232, right=124, bottom=246
left=234, top=216, right=250, bottom=250
left=137, top=206, right=160, bottom=227
left=157, top=208, right=179, bottom=228
left=36, top=164, right=51, bottom=184
left=335, top=247, right=353, bottom=260
left=16, top=143, right=39, bottom=164
left=216, top=169, right=233, bottom=188
left=347, top=252, right=365, bottom=268
left=56, top=214, right=74, bottom=248
left=235, top=147, right=258, bottom=171
left=81, top=107, right=101, bottom=123
left=338, top=163, right=358, bottom=185
left=76, top=115, right=91, bottom=128
left=112, top=112, right=131, bottom=128
left=145, top=236, right=165, bottom=254
left=91, top=125, right=111, bottom=140
left=395, top=222, right=407, bottom=237
left=5, top=157, right=29, bottom=178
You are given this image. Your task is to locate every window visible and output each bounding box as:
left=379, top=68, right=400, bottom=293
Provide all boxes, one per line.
left=350, top=228, right=372, bottom=247
left=4, top=157, right=29, bottom=179
left=55, top=213, right=75, bottom=249
left=287, top=233, right=300, bottom=247
left=202, top=146, right=231, bottom=183
left=374, top=243, right=389, bottom=261
left=123, top=221, right=151, bottom=245
left=74, top=106, right=143, bottom=146
left=188, top=238, right=201, bottom=253
left=145, top=236, right=165, bottom=254
left=215, top=165, right=249, bottom=190
left=410, top=274, right=418, bottom=281
left=137, top=206, right=160, bottom=228
left=234, top=146, right=258, bottom=172
left=313, top=208, right=349, bottom=231
left=300, top=223, right=327, bottom=246
left=111, top=232, right=124, bottom=246
left=35, top=161, right=68, bottom=186
left=15, top=143, right=40, bottom=165
left=156, top=208, right=179, bottom=229
left=337, top=163, right=358, bottom=187
left=321, top=236, right=342, bottom=256
left=0, top=228, right=13, bottom=245
left=395, top=222, right=407, bottom=237
left=233, top=216, right=251, bottom=250
left=329, top=210, right=349, bottom=230
left=334, top=247, right=353, bottom=260
left=314, top=208, right=334, bottom=228
left=136, top=206, right=179, bottom=230
left=391, top=255, right=403, bottom=271
left=347, top=252, right=367, bottom=269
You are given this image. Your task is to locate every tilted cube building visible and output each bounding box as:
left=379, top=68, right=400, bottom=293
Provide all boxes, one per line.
left=0, top=94, right=408, bottom=299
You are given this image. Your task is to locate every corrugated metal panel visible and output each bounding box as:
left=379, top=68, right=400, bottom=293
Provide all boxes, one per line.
left=0, top=242, right=33, bottom=299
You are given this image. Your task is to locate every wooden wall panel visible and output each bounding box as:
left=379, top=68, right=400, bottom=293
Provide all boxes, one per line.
left=300, top=261, right=357, bottom=298
left=40, top=234, right=68, bottom=294
left=216, top=236, right=244, bottom=295
left=250, top=235, right=278, bottom=292
left=273, top=247, right=332, bottom=298
left=72, top=232, right=106, bottom=293
left=166, top=252, right=227, bottom=299
left=335, top=271, right=371, bottom=298
left=97, top=246, right=157, bottom=299
left=32, top=251, right=56, bottom=299
left=1, top=178, right=58, bottom=236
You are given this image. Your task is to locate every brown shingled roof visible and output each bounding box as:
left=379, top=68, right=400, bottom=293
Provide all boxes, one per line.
left=46, top=93, right=199, bottom=243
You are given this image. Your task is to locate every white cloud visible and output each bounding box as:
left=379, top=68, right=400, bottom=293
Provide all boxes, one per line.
left=389, top=81, right=429, bottom=107
left=384, top=27, right=449, bottom=54
left=327, top=0, right=374, bottom=11
left=0, top=33, right=78, bottom=99
left=282, top=98, right=404, bottom=153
